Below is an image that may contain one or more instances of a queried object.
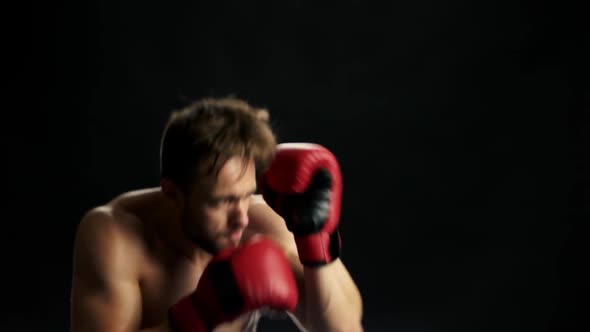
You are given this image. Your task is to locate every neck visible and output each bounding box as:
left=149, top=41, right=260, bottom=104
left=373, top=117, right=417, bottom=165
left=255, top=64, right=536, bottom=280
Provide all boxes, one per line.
left=145, top=188, right=211, bottom=264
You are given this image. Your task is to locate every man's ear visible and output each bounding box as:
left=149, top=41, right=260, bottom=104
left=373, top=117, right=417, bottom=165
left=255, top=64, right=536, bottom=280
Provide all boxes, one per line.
left=160, top=178, right=185, bottom=208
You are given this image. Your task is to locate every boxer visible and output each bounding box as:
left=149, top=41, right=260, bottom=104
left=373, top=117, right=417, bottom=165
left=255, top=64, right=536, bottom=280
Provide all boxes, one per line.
left=70, top=97, right=363, bottom=332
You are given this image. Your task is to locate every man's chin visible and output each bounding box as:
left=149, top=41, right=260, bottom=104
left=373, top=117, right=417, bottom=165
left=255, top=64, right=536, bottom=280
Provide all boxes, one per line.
left=204, top=239, right=240, bottom=255
left=186, top=234, right=242, bottom=255
left=220, top=236, right=242, bottom=249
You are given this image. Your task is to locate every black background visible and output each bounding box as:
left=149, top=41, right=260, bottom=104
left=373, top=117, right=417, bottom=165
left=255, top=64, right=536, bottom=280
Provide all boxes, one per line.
left=5, top=0, right=588, bottom=331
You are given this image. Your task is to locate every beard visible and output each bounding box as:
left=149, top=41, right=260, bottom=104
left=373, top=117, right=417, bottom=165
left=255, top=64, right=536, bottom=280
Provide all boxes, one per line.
left=179, top=206, right=243, bottom=255
left=181, top=213, right=220, bottom=254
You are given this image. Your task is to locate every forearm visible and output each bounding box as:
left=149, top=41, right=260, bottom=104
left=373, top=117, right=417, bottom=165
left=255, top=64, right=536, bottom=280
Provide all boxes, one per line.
left=301, top=258, right=363, bottom=332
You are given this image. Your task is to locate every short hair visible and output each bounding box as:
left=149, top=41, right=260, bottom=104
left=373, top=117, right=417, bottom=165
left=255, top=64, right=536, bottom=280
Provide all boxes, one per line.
left=159, top=97, right=276, bottom=193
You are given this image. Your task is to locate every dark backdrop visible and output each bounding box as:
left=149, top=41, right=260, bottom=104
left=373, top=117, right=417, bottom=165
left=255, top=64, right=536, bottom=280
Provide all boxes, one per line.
left=6, top=0, right=587, bottom=331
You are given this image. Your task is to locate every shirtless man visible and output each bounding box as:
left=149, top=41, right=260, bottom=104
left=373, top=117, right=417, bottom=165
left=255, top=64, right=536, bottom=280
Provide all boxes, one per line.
left=70, top=97, right=364, bottom=332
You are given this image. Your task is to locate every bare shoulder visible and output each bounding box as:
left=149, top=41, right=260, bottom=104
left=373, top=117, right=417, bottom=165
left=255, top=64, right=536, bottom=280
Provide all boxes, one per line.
left=246, top=195, right=296, bottom=253
left=74, top=206, right=116, bottom=248
left=71, top=205, right=145, bottom=332
left=74, top=205, right=139, bottom=249
left=249, top=194, right=267, bottom=206
left=246, top=199, right=304, bottom=318
left=247, top=194, right=285, bottom=232
left=74, top=189, right=154, bottom=250
left=73, top=205, right=142, bottom=282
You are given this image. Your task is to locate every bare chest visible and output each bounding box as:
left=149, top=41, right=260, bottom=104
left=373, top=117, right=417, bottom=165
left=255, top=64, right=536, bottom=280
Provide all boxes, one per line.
left=138, top=252, right=253, bottom=332
left=139, top=254, right=201, bottom=328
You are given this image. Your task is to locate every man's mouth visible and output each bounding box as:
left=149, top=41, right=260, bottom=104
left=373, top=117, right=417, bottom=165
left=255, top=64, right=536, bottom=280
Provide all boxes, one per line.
left=228, top=230, right=243, bottom=242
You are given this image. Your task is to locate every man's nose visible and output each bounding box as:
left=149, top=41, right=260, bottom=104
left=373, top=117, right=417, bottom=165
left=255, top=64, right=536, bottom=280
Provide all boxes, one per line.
left=230, top=198, right=249, bottom=228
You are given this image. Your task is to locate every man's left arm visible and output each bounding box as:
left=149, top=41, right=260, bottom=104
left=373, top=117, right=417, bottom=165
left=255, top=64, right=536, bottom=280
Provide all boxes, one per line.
left=248, top=198, right=363, bottom=332
left=299, top=258, right=363, bottom=332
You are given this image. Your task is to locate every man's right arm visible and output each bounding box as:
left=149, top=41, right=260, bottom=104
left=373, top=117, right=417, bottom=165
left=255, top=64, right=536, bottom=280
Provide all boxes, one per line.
left=70, top=208, right=171, bottom=332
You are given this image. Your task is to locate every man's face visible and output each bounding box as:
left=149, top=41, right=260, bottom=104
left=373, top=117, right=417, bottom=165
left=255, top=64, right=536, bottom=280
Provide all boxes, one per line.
left=181, top=157, right=257, bottom=254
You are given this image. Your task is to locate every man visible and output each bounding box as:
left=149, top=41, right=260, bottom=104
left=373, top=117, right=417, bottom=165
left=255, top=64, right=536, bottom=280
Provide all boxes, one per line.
left=70, top=97, right=364, bottom=332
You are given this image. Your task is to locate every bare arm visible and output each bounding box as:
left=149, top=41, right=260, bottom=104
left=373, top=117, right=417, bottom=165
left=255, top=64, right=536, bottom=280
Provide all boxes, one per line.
left=300, top=259, right=363, bottom=332
left=70, top=208, right=172, bottom=332
left=248, top=197, right=363, bottom=332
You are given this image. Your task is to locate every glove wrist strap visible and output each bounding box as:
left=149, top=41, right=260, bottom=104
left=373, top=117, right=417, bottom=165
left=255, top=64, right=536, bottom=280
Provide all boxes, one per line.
left=294, top=229, right=341, bottom=267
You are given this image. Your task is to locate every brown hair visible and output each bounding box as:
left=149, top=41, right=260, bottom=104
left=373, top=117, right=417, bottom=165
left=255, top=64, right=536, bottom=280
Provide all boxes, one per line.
left=159, top=97, right=276, bottom=193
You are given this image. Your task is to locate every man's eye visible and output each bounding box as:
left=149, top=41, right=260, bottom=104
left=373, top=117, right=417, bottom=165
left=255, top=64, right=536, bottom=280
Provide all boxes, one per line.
left=209, top=199, right=226, bottom=207
left=209, top=196, right=244, bottom=207
left=211, top=198, right=235, bottom=206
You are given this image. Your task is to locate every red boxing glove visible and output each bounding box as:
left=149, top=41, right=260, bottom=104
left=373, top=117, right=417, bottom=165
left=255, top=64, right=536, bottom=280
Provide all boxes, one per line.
left=259, top=143, right=343, bottom=267
left=169, top=237, right=298, bottom=332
